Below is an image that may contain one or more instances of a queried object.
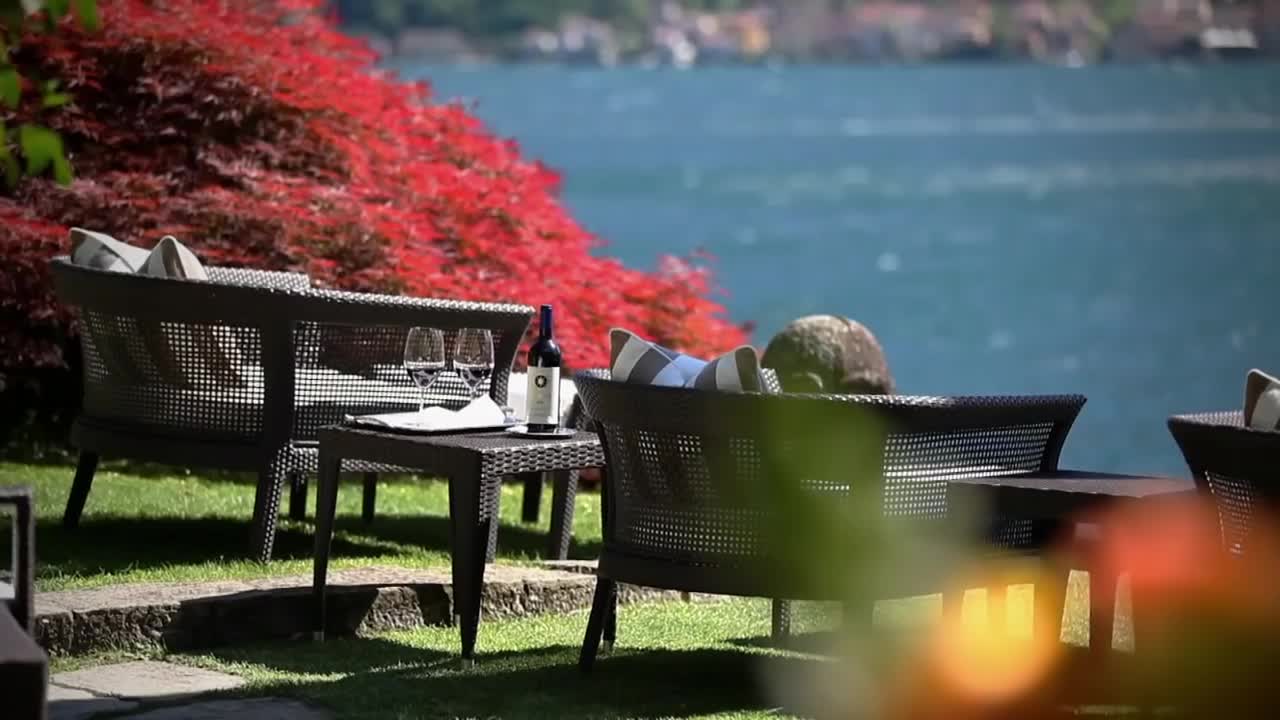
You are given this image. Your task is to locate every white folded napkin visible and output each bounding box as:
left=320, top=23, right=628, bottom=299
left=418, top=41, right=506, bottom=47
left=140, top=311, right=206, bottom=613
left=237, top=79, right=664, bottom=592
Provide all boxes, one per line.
left=352, top=396, right=510, bottom=432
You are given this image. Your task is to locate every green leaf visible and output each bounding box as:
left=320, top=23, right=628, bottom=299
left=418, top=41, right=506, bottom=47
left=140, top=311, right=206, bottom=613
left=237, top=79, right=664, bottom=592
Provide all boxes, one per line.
left=71, top=0, right=96, bottom=31
left=51, top=151, right=71, bottom=184
left=0, top=67, right=19, bottom=108
left=1, top=155, right=18, bottom=189
left=18, top=123, right=62, bottom=176
left=42, top=91, right=69, bottom=108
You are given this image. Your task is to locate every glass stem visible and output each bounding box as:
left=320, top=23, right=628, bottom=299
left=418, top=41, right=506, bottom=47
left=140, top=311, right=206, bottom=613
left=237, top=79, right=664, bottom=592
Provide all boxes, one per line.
left=418, top=386, right=425, bottom=414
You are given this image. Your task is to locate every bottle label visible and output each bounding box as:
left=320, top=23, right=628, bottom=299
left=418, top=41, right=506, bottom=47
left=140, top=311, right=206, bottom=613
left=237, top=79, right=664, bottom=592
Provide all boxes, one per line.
left=526, top=367, right=561, bottom=426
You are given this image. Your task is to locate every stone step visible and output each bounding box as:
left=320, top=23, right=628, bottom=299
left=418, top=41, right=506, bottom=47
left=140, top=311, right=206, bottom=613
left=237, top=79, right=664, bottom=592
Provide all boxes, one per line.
left=35, top=561, right=684, bottom=656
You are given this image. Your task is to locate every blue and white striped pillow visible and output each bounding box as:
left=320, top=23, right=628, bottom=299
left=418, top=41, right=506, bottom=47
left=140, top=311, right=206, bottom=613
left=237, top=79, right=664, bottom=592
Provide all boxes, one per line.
left=609, top=328, right=762, bottom=393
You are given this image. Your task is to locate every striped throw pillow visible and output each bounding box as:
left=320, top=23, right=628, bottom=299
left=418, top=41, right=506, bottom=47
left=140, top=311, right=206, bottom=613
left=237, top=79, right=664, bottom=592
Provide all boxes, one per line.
left=609, top=328, right=762, bottom=393
left=609, top=328, right=707, bottom=387
left=70, top=228, right=150, bottom=272
left=1245, top=369, right=1280, bottom=431
left=687, top=346, right=763, bottom=393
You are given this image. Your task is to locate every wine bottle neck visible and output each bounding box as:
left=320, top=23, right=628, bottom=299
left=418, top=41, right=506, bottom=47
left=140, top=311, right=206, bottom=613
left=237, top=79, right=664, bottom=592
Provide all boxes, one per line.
left=539, top=305, right=553, bottom=338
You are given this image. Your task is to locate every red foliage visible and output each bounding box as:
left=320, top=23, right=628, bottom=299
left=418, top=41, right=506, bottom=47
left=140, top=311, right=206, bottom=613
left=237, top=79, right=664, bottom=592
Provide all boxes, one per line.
left=0, top=0, right=747, bottom=371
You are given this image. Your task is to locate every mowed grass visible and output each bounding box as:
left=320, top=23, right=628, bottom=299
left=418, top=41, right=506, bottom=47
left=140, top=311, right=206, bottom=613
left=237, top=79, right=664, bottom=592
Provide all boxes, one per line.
left=2, top=460, right=1112, bottom=651
left=0, top=460, right=604, bottom=591
left=58, top=594, right=1121, bottom=720
left=184, top=598, right=830, bottom=720
left=11, top=460, right=1139, bottom=717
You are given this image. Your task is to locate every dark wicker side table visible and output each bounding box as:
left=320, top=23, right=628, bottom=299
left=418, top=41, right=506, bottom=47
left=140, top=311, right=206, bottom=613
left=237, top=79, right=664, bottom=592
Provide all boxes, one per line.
left=947, top=470, right=1196, bottom=659
left=310, top=425, right=604, bottom=663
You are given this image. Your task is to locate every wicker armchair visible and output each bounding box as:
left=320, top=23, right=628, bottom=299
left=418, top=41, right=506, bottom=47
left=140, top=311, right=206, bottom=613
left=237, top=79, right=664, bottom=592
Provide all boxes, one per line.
left=574, top=370, right=1086, bottom=669
left=51, top=257, right=533, bottom=561
left=1168, top=411, right=1280, bottom=556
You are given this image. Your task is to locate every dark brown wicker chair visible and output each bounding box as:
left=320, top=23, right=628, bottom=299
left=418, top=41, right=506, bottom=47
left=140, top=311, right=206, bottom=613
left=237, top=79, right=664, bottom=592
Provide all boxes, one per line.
left=574, top=369, right=1086, bottom=669
left=1168, top=411, right=1280, bottom=556
left=51, top=257, right=533, bottom=561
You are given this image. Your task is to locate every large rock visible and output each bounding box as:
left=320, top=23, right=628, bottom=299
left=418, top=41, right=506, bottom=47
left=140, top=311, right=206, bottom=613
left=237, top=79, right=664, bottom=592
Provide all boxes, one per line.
left=762, top=315, right=894, bottom=394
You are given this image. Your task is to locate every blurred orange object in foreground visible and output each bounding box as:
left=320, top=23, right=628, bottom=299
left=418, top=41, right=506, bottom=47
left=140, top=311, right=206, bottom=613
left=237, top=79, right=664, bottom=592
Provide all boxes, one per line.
left=867, top=494, right=1280, bottom=719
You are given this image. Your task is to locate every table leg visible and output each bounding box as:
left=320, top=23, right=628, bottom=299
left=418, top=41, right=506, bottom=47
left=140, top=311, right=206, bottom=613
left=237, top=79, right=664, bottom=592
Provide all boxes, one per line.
left=547, top=469, right=578, bottom=559
left=449, top=474, right=494, bottom=664
left=311, top=449, right=342, bottom=641
left=1089, top=568, right=1117, bottom=658
left=987, top=583, right=1007, bottom=637
left=1033, top=564, right=1070, bottom=647
left=519, top=472, right=543, bottom=523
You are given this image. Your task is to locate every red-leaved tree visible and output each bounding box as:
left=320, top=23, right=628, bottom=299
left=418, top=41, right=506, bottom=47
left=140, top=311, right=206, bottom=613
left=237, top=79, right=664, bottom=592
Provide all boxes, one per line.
left=0, top=0, right=747, bottom=380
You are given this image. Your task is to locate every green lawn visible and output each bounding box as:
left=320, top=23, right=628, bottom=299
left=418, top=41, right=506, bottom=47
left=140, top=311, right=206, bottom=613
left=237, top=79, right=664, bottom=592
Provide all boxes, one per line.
left=0, top=461, right=604, bottom=591
left=10, top=460, right=1143, bottom=717
left=184, top=599, right=819, bottom=719
left=54, top=595, right=1125, bottom=719
left=1, top=460, right=1107, bottom=651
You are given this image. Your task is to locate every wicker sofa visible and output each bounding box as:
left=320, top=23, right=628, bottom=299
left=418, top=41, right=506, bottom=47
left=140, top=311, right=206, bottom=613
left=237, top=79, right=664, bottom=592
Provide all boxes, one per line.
left=51, top=257, right=533, bottom=561
left=574, top=369, right=1086, bottom=669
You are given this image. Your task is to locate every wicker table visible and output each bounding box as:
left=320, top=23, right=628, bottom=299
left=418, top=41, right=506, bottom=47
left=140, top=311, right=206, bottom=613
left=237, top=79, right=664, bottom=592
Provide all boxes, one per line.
left=948, top=470, right=1196, bottom=655
left=310, top=425, right=603, bottom=662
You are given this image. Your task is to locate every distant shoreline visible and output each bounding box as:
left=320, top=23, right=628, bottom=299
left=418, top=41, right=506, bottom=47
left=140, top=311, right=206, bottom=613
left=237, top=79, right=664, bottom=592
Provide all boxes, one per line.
left=380, top=55, right=1280, bottom=70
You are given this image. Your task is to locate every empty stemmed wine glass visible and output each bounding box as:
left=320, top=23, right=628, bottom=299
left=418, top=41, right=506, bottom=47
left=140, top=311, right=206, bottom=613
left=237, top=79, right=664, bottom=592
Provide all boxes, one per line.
left=453, top=328, right=494, bottom=401
left=404, top=327, right=447, bottom=413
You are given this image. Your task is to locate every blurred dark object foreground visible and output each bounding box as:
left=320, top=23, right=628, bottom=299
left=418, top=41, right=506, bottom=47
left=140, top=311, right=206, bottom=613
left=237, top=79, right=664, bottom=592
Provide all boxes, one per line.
left=0, top=486, right=46, bottom=720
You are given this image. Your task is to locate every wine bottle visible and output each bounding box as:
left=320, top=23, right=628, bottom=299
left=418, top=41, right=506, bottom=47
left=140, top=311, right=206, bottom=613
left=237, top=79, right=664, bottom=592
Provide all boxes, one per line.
left=525, top=304, right=562, bottom=433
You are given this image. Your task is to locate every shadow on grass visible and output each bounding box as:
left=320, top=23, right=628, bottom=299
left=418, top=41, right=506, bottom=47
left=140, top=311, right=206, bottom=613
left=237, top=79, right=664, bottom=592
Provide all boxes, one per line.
left=730, top=629, right=844, bottom=656
left=30, top=510, right=602, bottom=581
left=216, top=640, right=816, bottom=719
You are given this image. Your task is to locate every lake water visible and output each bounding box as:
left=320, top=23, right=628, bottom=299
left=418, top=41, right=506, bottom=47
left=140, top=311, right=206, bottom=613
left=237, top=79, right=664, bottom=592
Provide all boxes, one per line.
left=400, top=62, right=1280, bottom=476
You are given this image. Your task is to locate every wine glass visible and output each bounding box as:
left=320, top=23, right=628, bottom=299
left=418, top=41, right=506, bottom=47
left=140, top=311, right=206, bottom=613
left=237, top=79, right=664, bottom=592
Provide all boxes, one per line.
left=404, top=327, right=446, bottom=413
left=453, top=328, right=494, bottom=401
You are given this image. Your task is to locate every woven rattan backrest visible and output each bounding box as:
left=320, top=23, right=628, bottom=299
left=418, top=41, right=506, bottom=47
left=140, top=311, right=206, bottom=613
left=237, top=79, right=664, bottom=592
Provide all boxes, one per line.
left=1169, top=411, right=1280, bottom=556
left=53, top=259, right=281, bottom=441
left=576, top=370, right=1085, bottom=565
left=291, top=321, right=521, bottom=438
left=52, top=258, right=532, bottom=443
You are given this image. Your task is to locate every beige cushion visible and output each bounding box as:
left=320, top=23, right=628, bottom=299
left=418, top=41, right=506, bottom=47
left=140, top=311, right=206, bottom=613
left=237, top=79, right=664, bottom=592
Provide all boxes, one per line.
left=1245, top=369, right=1280, bottom=431
left=139, top=235, right=209, bottom=280
left=133, top=236, right=241, bottom=388
left=70, top=228, right=149, bottom=272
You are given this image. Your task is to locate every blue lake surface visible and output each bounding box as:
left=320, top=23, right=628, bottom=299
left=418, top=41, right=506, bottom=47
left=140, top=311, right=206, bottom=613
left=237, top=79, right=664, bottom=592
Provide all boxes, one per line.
left=399, top=62, right=1280, bottom=476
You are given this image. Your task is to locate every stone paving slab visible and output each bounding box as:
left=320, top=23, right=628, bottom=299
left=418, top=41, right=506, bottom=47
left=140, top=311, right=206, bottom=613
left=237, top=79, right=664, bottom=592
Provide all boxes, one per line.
left=48, top=684, right=139, bottom=720
left=121, top=698, right=331, bottom=719
left=35, top=562, right=688, bottom=656
left=50, top=662, right=331, bottom=720
left=53, top=660, right=245, bottom=700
